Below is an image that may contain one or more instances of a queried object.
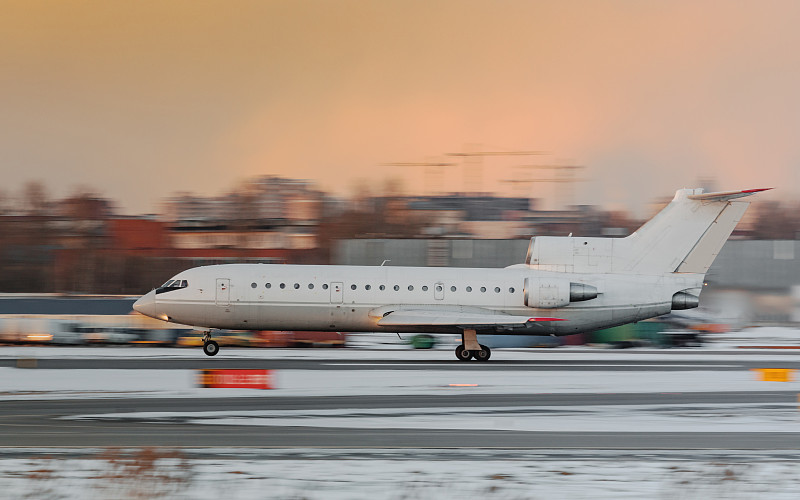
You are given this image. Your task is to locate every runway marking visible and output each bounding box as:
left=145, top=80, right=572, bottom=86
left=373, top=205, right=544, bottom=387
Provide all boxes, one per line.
left=321, top=363, right=741, bottom=368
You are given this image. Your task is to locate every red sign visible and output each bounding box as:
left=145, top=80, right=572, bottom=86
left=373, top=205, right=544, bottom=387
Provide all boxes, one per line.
left=198, top=369, right=274, bottom=389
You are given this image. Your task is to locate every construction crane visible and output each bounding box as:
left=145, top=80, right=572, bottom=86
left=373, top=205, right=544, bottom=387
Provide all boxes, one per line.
left=381, top=161, right=457, bottom=196
left=502, top=164, right=585, bottom=210
left=446, top=147, right=548, bottom=195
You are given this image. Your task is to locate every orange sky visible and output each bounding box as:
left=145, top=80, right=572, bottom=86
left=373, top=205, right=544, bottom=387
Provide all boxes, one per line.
left=0, top=0, right=796, bottom=214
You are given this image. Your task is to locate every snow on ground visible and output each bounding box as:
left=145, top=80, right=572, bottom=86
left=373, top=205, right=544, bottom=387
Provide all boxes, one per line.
left=2, top=367, right=800, bottom=400
left=66, top=402, right=800, bottom=433
left=3, top=449, right=800, bottom=499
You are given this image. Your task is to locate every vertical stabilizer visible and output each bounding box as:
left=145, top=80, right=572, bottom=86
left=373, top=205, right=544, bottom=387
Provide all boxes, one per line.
left=621, top=188, right=768, bottom=274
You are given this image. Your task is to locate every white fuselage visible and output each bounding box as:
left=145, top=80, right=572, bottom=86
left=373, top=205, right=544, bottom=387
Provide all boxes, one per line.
left=144, top=263, right=701, bottom=336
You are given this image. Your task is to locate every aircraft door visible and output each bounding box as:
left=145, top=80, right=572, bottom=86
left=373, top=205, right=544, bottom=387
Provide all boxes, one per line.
left=330, top=282, right=343, bottom=303
left=434, top=282, right=444, bottom=300
left=216, top=278, right=230, bottom=306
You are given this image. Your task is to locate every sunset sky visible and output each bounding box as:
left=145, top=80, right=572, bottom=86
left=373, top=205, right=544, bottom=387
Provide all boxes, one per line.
left=1, top=0, right=797, bottom=214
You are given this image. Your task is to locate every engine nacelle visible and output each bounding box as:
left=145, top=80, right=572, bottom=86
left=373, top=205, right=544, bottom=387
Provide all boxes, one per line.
left=569, top=283, right=598, bottom=302
left=671, top=291, right=700, bottom=310
left=524, top=278, right=598, bottom=309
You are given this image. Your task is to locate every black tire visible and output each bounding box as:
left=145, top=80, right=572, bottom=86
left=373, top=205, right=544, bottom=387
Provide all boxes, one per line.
left=473, top=344, right=491, bottom=362
left=455, top=344, right=472, bottom=361
left=203, top=340, right=219, bottom=357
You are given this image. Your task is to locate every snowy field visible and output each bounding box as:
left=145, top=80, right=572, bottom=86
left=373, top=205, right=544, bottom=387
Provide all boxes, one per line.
left=3, top=448, right=800, bottom=499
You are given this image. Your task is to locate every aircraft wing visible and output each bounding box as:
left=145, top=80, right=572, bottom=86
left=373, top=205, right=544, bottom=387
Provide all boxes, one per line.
left=377, top=309, right=565, bottom=328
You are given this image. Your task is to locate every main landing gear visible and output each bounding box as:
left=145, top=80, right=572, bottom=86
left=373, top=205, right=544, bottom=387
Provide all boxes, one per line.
left=455, top=344, right=491, bottom=361
left=202, top=330, right=219, bottom=357
left=455, top=329, right=491, bottom=362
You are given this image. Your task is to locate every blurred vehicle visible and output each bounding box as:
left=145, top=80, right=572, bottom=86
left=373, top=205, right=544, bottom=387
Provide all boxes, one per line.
left=657, top=310, right=730, bottom=334
left=0, top=318, right=82, bottom=345
left=287, top=331, right=346, bottom=348
left=410, top=334, right=436, bottom=349
left=660, top=329, right=704, bottom=347
left=130, top=328, right=181, bottom=346
left=80, top=326, right=138, bottom=345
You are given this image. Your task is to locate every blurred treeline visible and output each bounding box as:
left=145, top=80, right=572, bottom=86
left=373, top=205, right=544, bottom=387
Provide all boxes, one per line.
left=0, top=182, right=182, bottom=294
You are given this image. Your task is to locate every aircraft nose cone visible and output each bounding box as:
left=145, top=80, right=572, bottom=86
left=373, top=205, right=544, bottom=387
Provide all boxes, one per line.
left=133, top=290, right=157, bottom=318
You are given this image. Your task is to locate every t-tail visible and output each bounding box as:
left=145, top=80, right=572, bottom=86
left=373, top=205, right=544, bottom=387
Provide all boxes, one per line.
left=526, top=188, right=771, bottom=275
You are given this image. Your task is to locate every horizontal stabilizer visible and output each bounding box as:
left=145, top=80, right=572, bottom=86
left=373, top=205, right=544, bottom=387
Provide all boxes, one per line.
left=687, top=188, right=772, bottom=202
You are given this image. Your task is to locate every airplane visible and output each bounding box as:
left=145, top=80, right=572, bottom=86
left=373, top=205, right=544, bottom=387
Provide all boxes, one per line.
left=133, top=187, right=770, bottom=361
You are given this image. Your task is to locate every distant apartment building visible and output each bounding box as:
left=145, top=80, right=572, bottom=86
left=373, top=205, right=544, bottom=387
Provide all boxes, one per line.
left=159, top=176, right=328, bottom=256
left=162, top=176, right=326, bottom=227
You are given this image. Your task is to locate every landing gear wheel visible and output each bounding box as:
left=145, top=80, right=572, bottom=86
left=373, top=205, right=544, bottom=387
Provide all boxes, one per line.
left=473, top=344, right=491, bottom=362
left=203, top=340, right=219, bottom=357
left=455, top=344, right=472, bottom=361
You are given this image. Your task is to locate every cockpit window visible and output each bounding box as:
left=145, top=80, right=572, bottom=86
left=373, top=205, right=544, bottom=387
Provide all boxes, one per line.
left=156, top=279, right=189, bottom=294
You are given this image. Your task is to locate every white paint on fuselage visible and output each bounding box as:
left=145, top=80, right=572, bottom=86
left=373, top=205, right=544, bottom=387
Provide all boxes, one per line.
left=152, top=264, right=699, bottom=336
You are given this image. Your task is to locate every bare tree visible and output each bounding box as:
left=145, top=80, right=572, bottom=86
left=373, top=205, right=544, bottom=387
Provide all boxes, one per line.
left=22, top=181, right=49, bottom=216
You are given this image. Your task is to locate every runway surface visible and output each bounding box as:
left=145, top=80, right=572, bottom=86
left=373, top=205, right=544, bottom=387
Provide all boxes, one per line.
left=3, top=347, right=800, bottom=452
left=2, top=351, right=800, bottom=371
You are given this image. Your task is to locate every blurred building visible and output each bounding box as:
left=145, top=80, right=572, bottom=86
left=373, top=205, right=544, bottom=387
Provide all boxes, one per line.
left=367, top=195, right=627, bottom=239
left=162, top=175, right=327, bottom=227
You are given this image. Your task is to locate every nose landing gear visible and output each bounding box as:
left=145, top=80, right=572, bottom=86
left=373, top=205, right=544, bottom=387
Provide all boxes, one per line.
left=201, top=330, right=219, bottom=356
left=203, top=340, right=219, bottom=356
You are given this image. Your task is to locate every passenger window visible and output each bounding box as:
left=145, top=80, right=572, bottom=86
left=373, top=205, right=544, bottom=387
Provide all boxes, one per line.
left=280, top=283, right=286, bottom=289
left=393, top=285, right=400, bottom=291
left=422, top=285, right=428, bottom=291
left=509, top=287, right=515, bottom=293
left=450, top=286, right=456, bottom=292
left=379, top=285, right=385, bottom=291
left=294, top=283, right=300, bottom=289
left=408, top=285, right=414, bottom=291
left=494, top=287, right=500, bottom=293
left=266, top=283, right=271, bottom=288
left=480, top=286, right=486, bottom=293
left=466, top=286, right=472, bottom=292
left=251, top=283, right=257, bottom=288
left=323, top=284, right=329, bottom=290
left=351, top=284, right=357, bottom=290
left=365, top=285, right=371, bottom=290
left=308, top=284, right=314, bottom=289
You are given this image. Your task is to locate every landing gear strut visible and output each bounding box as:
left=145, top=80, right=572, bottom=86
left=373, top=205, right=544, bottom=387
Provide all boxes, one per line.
left=455, top=329, right=491, bottom=362
left=201, top=330, right=219, bottom=357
